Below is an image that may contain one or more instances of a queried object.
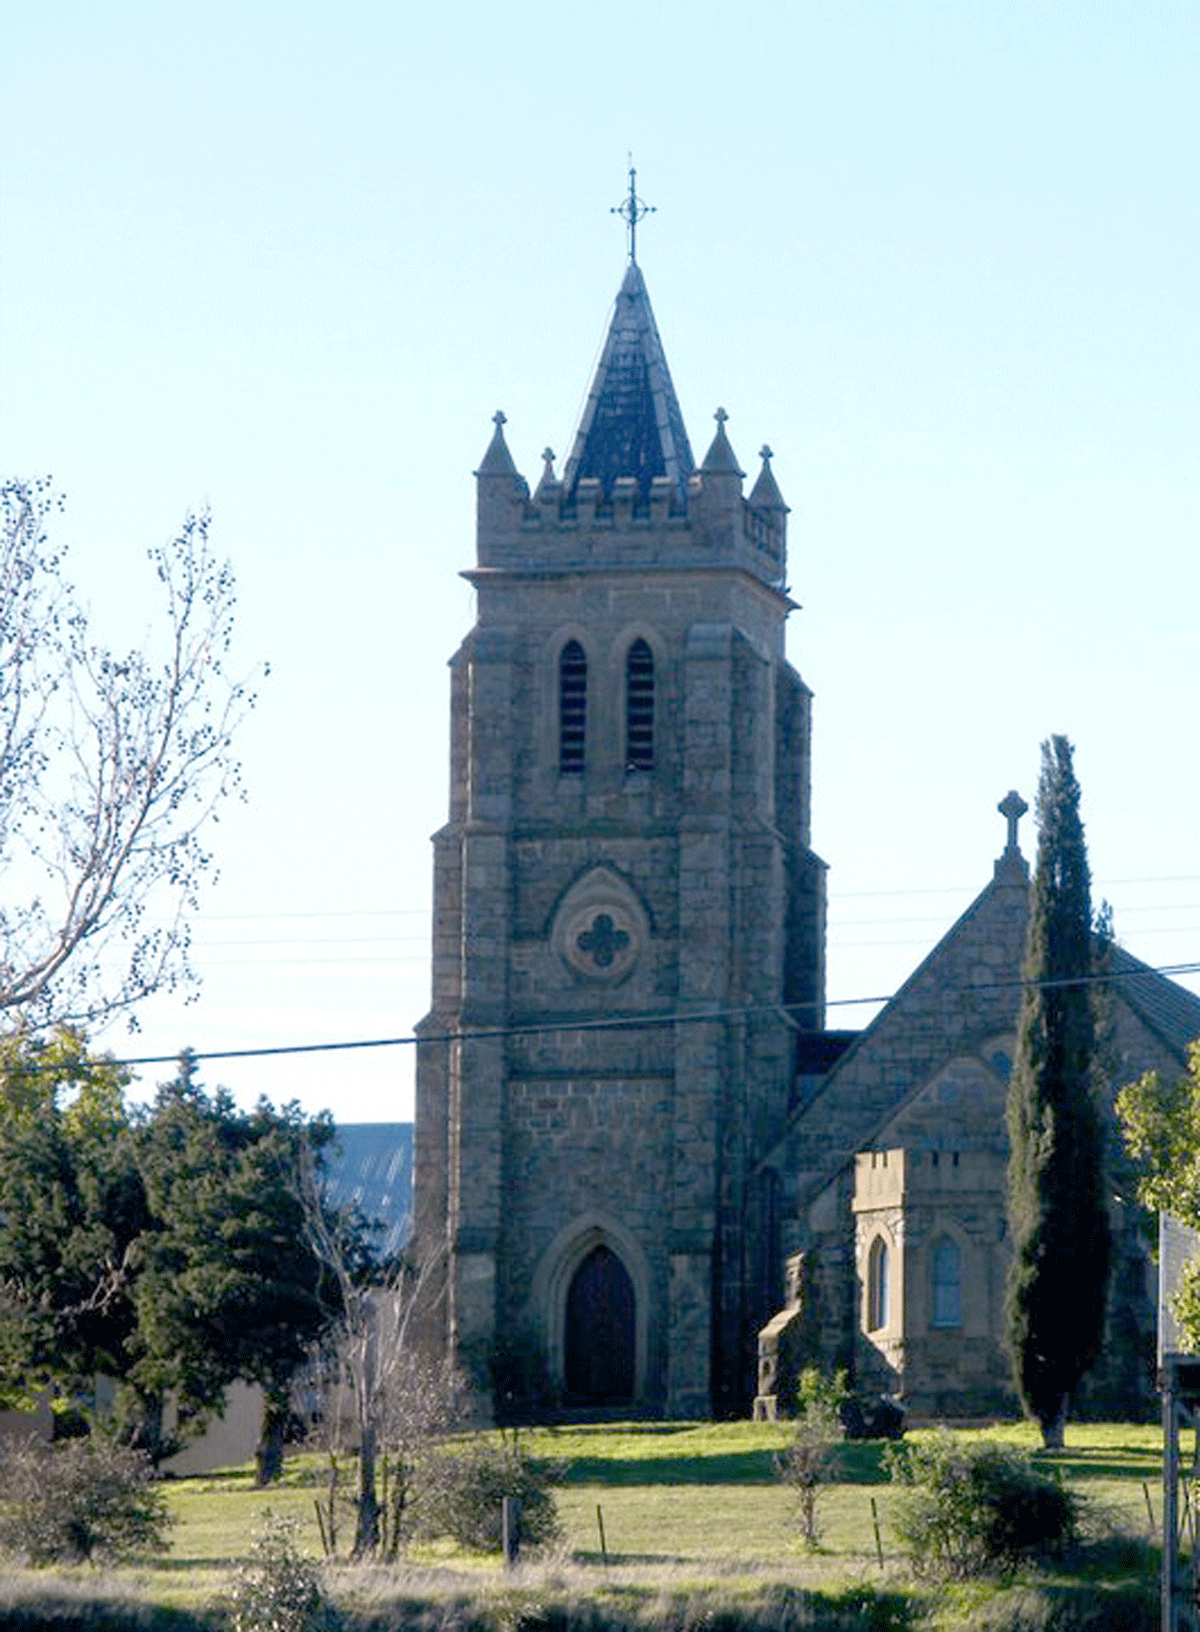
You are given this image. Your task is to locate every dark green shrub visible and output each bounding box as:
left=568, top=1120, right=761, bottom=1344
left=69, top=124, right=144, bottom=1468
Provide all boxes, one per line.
left=0, top=1432, right=172, bottom=1564
left=886, top=1431, right=1078, bottom=1579
left=417, top=1434, right=563, bottom=1552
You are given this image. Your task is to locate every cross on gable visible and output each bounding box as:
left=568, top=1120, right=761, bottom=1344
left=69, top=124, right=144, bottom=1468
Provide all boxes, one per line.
left=998, top=789, right=1028, bottom=853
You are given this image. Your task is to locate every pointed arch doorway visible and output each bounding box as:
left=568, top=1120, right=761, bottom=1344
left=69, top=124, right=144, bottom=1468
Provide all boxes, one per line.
left=564, top=1244, right=635, bottom=1406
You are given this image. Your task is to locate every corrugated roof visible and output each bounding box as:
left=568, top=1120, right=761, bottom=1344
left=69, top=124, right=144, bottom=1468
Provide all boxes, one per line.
left=323, top=1123, right=412, bottom=1258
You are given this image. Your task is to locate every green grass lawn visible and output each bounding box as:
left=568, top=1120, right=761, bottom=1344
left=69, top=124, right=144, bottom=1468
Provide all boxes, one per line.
left=0, top=1419, right=1171, bottom=1630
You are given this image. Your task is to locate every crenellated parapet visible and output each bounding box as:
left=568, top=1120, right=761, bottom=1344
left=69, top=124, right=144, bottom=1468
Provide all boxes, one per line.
left=473, top=413, right=788, bottom=591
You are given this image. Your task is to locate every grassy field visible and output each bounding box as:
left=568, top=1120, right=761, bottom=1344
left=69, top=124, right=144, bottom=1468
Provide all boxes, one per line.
left=0, top=1419, right=1169, bottom=1630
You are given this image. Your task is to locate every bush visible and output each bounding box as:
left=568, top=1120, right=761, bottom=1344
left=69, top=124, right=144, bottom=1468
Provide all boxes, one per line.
left=886, top=1431, right=1079, bottom=1579
left=417, top=1434, right=563, bottom=1552
left=0, top=1432, right=172, bottom=1564
left=229, top=1512, right=324, bottom=1632
left=776, top=1368, right=848, bottom=1548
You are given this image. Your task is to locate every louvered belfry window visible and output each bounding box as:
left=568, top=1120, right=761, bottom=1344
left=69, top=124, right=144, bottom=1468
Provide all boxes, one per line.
left=559, top=640, right=587, bottom=773
left=625, top=639, right=654, bottom=771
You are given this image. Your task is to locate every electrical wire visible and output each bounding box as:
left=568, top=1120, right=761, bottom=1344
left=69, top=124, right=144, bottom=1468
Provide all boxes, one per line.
left=79, top=953, right=1200, bottom=1072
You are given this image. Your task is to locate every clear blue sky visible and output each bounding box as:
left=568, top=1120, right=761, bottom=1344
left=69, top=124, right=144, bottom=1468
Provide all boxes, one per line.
left=2, top=1, right=1197, bottom=1121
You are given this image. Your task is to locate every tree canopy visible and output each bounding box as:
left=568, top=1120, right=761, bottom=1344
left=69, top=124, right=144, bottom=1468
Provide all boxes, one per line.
left=132, top=1055, right=341, bottom=1479
left=1117, top=1040, right=1200, bottom=1351
left=0, top=1035, right=350, bottom=1479
left=1005, top=735, right=1111, bottom=1447
left=0, top=1030, right=146, bottom=1404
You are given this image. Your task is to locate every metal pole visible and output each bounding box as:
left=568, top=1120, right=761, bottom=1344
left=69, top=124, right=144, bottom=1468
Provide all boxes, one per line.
left=1165, top=1369, right=1179, bottom=1632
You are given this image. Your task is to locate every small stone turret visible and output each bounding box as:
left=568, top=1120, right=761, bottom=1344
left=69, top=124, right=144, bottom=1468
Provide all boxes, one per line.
left=475, top=410, right=529, bottom=537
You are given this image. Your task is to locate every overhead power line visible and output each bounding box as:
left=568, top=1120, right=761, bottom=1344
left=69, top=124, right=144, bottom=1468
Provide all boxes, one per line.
left=88, top=955, right=1200, bottom=1073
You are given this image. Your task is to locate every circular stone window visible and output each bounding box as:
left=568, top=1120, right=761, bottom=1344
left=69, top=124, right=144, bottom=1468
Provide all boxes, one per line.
left=563, top=904, right=641, bottom=983
left=550, top=866, right=648, bottom=986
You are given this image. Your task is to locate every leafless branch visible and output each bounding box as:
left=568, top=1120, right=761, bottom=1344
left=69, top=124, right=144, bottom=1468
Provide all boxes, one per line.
left=0, top=479, right=257, bottom=1027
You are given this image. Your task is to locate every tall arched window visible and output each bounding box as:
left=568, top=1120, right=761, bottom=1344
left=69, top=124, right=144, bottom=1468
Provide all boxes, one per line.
left=867, top=1236, right=889, bottom=1332
left=559, top=640, right=586, bottom=774
left=931, top=1236, right=962, bottom=1329
left=625, top=638, right=654, bottom=771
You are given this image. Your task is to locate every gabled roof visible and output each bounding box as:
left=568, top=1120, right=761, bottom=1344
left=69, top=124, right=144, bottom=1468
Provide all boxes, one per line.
left=768, top=837, right=1200, bottom=1208
left=1109, top=944, right=1200, bottom=1062
left=562, top=263, right=694, bottom=503
left=766, top=851, right=1031, bottom=1201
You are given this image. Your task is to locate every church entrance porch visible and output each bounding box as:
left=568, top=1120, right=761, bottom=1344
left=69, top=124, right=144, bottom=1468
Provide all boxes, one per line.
left=564, top=1244, right=635, bottom=1406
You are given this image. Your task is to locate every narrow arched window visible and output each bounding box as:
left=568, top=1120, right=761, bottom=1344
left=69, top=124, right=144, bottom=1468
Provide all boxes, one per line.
left=867, top=1236, right=889, bottom=1332
left=625, top=639, right=654, bottom=771
left=931, top=1236, right=962, bottom=1329
left=559, top=640, right=586, bottom=774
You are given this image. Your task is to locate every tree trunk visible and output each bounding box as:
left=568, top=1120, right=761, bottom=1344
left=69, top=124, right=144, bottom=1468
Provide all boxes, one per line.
left=119, top=1388, right=166, bottom=1463
left=353, top=1422, right=380, bottom=1558
left=254, top=1392, right=289, bottom=1486
left=1040, top=1392, right=1069, bottom=1450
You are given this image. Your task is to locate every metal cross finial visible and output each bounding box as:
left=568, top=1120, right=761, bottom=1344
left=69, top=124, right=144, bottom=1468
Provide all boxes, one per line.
left=612, top=160, right=655, bottom=265
left=760, top=444, right=773, bottom=462
left=998, top=789, right=1028, bottom=853
left=715, top=407, right=729, bottom=426
left=493, top=409, right=507, bottom=428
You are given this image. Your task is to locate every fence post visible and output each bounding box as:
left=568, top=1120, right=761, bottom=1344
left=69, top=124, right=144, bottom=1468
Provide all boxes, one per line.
left=502, top=1496, right=520, bottom=1568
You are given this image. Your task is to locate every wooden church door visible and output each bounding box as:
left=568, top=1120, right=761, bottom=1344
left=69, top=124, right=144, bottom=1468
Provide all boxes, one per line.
left=564, top=1244, right=635, bottom=1405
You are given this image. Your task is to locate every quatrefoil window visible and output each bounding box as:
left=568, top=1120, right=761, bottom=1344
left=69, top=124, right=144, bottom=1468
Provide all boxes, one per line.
left=576, top=912, right=630, bottom=970
left=551, top=867, right=647, bottom=985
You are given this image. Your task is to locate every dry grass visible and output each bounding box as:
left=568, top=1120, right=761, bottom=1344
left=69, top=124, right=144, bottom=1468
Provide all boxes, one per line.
left=0, top=1420, right=1166, bottom=1630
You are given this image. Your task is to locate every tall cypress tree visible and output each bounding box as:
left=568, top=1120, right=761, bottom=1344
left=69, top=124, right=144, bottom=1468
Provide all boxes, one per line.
left=1005, top=736, right=1111, bottom=1448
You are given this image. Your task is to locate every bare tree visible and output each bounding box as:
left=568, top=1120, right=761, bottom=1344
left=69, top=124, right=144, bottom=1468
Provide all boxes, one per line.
left=0, top=478, right=253, bottom=1027
left=299, top=1154, right=459, bottom=1561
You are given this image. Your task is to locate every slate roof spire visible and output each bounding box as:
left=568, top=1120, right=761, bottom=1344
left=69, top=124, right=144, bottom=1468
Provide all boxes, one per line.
left=563, top=260, right=695, bottom=504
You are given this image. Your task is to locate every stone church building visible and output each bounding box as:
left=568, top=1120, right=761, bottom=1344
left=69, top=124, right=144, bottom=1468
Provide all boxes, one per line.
left=414, top=252, right=1200, bottom=1420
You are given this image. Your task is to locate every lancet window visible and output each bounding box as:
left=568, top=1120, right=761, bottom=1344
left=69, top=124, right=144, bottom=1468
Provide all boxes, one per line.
left=867, top=1236, right=890, bottom=1332
left=931, top=1236, right=962, bottom=1329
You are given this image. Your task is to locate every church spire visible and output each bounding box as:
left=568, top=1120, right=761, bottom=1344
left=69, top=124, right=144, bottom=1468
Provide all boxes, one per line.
left=562, top=261, right=694, bottom=503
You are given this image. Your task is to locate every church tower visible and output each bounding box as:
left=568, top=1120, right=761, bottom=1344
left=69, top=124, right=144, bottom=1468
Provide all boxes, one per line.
left=415, top=236, right=825, bottom=1416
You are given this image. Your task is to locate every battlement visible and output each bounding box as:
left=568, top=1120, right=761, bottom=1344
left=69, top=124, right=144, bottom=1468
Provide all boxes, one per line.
left=853, top=1146, right=1003, bottom=1211
left=475, top=449, right=787, bottom=586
